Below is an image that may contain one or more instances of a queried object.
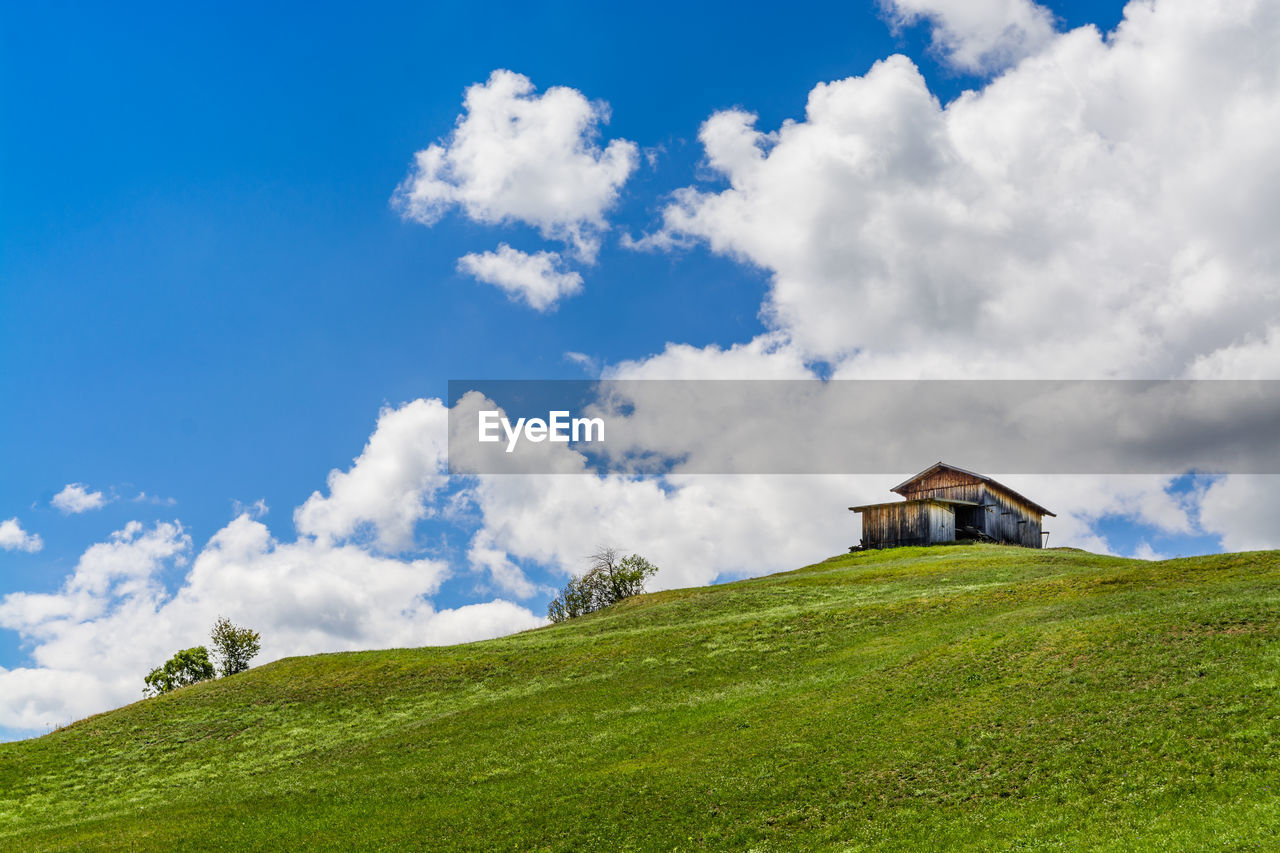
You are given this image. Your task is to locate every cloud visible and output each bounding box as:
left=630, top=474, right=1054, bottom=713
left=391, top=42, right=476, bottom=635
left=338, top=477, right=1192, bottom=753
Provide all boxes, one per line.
left=638, top=2, right=1280, bottom=381
left=1198, top=475, right=1280, bottom=552
left=603, top=333, right=813, bottom=380
left=1132, top=541, right=1168, bottom=561
left=467, top=532, right=548, bottom=599
left=883, top=0, right=1057, bottom=73
left=131, top=491, right=177, bottom=506
left=991, top=473, right=1197, bottom=555
left=563, top=351, right=600, bottom=375
left=51, top=483, right=108, bottom=514
left=295, top=399, right=450, bottom=553
left=0, top=522, right=192, bottom=730
left=471, top=472, right=861, bottom=592
left=457, top=244, right=584, bottom=311
left=174, top=515, right=458, bottom=653
left=0, top=518, right=43, bottom=553
left=394, top=69, right=638, bottom=262
left=232, top=498, right=269, bottom=519
left=0, top=522, right=189, bottom=642
left=1188, top=325, right=1280, bottom=379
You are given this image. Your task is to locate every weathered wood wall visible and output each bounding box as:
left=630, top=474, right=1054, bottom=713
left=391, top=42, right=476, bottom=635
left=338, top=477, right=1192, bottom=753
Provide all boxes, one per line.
left=927, top=501, right=955, bottom=544
left=898, top=469, right=985, bottom=503
left=860, top=500, right=955, bottom=549
left=978, top=487, right=1044, bottom=547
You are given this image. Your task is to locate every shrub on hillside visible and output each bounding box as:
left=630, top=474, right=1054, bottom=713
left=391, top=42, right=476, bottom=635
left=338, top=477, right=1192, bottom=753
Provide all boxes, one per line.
left=143, top=646, right=216, bottom=696
left=211, top=616, right=262, bottom=677
left=548, top=547, right=658, bottom=623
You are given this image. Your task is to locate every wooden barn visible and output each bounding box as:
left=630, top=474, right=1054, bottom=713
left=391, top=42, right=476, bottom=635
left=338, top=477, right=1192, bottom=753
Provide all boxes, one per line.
left=850, top=462, right=1055, bottom=550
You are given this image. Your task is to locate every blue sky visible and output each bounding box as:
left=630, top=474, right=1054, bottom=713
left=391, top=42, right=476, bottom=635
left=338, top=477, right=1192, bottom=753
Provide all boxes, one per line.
left=2, top=0, right=1275, bottom=738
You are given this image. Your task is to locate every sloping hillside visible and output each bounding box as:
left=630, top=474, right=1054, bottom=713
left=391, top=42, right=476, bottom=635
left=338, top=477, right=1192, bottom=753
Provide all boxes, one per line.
left=2, top=545, right=1279, bottom=851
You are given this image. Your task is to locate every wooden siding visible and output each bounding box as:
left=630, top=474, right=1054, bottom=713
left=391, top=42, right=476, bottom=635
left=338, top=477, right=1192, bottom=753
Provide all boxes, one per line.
left=978, top=485, right=1044, bottom=547
left=858, top=500, right=954, bottom=549
left=927, top=501, right=955, bottom=544
left=897, top=468, right=985, bottom=503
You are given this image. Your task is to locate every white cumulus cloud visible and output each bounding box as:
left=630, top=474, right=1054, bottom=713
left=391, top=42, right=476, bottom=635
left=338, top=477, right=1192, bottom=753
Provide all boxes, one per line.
left=0, top=518, right=43, bottom=553
left=884, top=0, right=1057, bottom=73
left=467, top=470, right=862, bottom=593
left=457, top=244, right=584, bottom=311
left=602, top=333, right=813, bottom=380
left=467, top=532, right=549, bottom=599
left=295, top=399, right=451, bottom=553
left=1198, top=475, right=1280, bottom=553
left=394, top=69, right=638, bottom=262
left=640, top=1, right=1280, bottom=381
left=52, top=483, right=108, bottom=514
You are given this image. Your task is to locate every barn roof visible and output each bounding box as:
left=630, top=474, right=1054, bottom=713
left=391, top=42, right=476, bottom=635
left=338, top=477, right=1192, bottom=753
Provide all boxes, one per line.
left=890, top=462, right=1056, bottom=517
left=848, top=497, right=980, bottom=512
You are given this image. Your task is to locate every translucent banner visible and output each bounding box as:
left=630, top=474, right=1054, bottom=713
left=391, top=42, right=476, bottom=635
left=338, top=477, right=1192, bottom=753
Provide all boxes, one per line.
left=446, top=380, right=1280, bottom=475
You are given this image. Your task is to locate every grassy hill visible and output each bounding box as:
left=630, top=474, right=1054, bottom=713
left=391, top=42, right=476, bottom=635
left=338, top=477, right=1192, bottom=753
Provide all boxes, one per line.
left=3, top=544, right=1280, bottom=851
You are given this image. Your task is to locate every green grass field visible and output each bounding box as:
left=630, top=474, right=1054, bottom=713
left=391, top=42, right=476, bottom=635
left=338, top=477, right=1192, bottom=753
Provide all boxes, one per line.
left=3, top=544, right=1279, bottom=851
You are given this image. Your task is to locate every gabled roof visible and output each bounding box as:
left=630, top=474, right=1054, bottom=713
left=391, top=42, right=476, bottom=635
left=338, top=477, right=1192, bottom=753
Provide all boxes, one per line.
left=891, top=462, right=1056, bottom=517
left=848, top=497, right=981, bottom=513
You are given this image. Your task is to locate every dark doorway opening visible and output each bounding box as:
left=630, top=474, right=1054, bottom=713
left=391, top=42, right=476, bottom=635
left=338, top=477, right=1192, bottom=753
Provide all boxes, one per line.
left=954, top=505, right=984, bottom=540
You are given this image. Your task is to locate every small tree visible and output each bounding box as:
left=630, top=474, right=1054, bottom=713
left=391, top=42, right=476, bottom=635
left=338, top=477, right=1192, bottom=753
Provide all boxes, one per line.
left=143, top=646, right=215, bottom=696
left=548, top=547, right=658, bottom=623
left=210, top=616, right=261, bottom=677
